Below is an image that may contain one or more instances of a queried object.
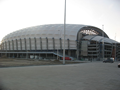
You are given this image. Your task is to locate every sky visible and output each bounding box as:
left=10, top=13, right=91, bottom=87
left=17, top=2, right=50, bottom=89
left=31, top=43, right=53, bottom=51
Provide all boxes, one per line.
left=0, top=0, right=120, bottom=42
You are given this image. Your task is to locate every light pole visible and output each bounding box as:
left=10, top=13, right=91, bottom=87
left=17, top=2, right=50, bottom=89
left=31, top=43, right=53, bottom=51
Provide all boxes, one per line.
left=102, top=25, right=104, bottom=61
left=115, top=43, right=116, bottom=61
left=63, top=0, right=66, bottom=64
left=115, top=33, right=116, bottom=61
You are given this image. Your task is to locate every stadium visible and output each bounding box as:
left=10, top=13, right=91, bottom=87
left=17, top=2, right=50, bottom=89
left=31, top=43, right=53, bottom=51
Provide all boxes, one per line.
left=0, top=24, right=120, bottom=60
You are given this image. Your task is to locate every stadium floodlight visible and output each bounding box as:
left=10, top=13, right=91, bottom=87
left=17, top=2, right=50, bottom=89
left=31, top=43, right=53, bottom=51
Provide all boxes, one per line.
left=115, top=33, right=116, bottom=61
left=102, top=25, right=104, bottom=61
left=63, top=0, right=66, bottom=65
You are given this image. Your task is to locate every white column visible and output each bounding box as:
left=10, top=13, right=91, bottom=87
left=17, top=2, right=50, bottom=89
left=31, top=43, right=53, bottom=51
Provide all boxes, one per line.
left=63, top=0, right=66, bottom=64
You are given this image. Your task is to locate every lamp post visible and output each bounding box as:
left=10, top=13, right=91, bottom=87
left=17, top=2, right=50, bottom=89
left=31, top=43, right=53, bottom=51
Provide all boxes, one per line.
left=115, top=33, right=116, bottom=61
left=115, top=43, right=116, bottom=61
left=102, top=25, right=104, bottom=61
left=63, top=0, right=66, bottom=64
left=77, top=40, right=79, bottom=60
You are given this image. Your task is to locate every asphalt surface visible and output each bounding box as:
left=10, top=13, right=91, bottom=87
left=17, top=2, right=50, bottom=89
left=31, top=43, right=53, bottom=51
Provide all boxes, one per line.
left=0, top=61, right=120, bottom=90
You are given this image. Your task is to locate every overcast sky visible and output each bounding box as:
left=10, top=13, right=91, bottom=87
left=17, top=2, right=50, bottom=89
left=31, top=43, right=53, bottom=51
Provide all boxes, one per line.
left=0, top=0, right=120, bottom=42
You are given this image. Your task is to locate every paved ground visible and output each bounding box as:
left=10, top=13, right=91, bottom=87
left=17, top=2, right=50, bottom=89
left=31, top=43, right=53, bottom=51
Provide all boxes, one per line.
left=0, top=61, right=120, bottom=90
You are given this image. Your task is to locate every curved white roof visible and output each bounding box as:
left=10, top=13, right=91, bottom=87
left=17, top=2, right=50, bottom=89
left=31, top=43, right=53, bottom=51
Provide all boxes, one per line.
left=2, top=24, right=87, bottom=42
left=83, top=35, right=119, bottom=43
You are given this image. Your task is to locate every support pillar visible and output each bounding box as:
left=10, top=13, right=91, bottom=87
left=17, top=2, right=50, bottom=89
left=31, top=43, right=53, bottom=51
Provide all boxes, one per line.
left=67, top=39, right=69, bottom=49
left=46, top=37, right=48, bottom=50
left=76, top=40, right=79, bottom=60
left=3, top=42, right=4, bottom=50
left=34, top=37, right=37, bottom=51
left=16, top=39, right=18, bottom=50
left=60, top=38, right=62, bottom=53
left=24, top=38, right=27, bottom=51
left=53, top=38, right=55, bottom=51
left=29, top=38, right=31, bottom=51
left=12, top=40, right=14, bottom=51
left=20, top=38, right=22, bottom=50
left=5, top=41, right=7, bottom=51
left=9, top=41, right=10, bottom=50
left=40, top=37, right=42, bottom=50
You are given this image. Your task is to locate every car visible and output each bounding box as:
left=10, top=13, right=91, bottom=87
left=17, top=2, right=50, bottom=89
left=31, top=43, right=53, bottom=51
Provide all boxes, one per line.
left=62, top=57, right=71, bottom=60
left=118, top=63, right=120, bottom=68
left=103, top=58, right=114, bottom=63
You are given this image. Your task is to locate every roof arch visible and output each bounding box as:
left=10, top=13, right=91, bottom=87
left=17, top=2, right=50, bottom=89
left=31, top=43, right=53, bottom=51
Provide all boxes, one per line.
left=82, top=35, right=118, bottom=43
left=77, top=26, right=109, bottom=39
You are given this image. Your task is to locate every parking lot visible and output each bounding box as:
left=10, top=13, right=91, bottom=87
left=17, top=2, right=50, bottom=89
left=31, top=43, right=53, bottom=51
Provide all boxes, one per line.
left=0, top=61, right=120, bottom=90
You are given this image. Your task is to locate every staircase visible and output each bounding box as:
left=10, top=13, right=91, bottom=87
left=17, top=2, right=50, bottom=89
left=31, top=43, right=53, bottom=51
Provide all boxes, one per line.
left=53, top=51, right=74, bottom=60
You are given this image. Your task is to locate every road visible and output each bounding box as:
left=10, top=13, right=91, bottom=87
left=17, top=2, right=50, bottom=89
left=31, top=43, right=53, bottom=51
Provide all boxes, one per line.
left=0, top=61, right=120, bottom=90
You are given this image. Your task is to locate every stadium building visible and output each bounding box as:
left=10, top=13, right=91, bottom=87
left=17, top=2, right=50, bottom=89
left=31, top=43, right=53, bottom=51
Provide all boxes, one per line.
left=0, top=24, right=120, bottom=60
